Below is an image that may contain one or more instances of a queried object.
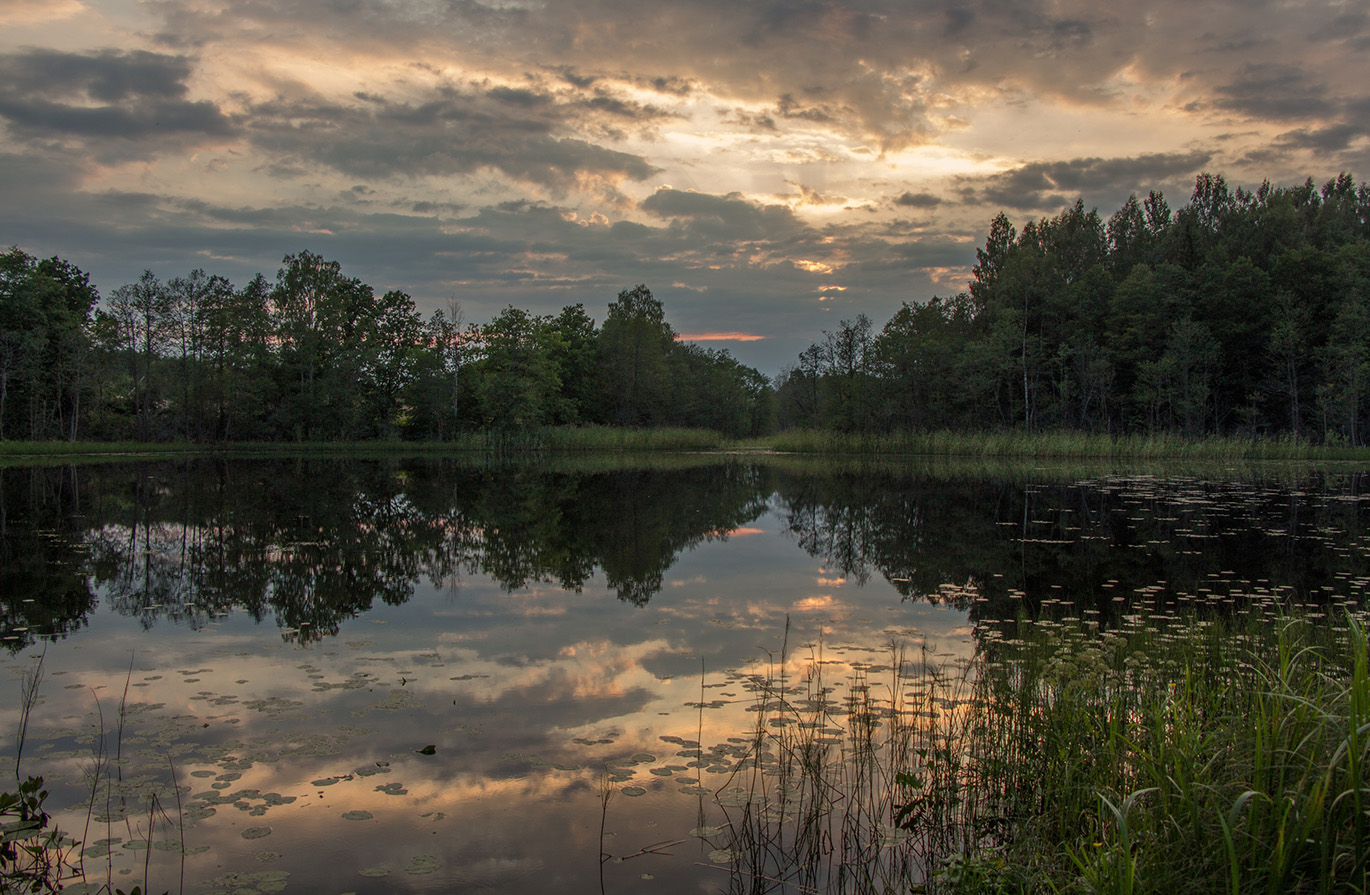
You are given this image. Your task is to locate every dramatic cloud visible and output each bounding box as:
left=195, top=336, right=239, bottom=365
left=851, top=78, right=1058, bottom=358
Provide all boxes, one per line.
left=1, top=0, right=1368, bottom=372
left=894, top=192, right=943, bottom=208
left=957, top=152, right=1215, bottom=212
left=0, top=49, right=233, bottom=152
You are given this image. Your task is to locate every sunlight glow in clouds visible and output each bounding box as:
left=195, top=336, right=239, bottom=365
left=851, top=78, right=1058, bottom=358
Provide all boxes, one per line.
left=0, top=0, right=1367, bottom=372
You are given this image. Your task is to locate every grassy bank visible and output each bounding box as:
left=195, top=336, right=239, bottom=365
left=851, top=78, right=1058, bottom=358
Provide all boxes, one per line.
left=0, top=427, right=729, bottom=461
left=762, top=429, right=1370, bottom=461
left=5, top=428, right=1370, bottom=463
left=711, top=598, right=1370, bottom=894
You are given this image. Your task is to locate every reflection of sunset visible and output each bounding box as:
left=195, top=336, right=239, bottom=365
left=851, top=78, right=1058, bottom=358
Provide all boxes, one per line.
left=1, top=460, right=989, bottom=895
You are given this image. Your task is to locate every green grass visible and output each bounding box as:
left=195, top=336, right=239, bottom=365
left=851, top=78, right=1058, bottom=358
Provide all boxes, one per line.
left=762, top=429, right=1370, bottom=462
left=708, top=598, right=1370, bottom=894
left=943, top=600, right=1370, bottom=894
left=0, top=426, right=729, bottom=462
left=7, top=427, right=1370, bottom=464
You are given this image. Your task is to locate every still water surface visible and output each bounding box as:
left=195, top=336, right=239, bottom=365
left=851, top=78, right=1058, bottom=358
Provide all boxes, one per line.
left=2, top=456, right=1369, bottom=893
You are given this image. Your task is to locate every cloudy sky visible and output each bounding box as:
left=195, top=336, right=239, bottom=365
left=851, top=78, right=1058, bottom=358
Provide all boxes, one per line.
left=2, top=0, right=1368, bottom=372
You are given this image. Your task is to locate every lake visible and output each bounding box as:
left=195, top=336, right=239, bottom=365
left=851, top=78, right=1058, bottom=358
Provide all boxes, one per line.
left=2, top=455, right=1369, bottom=894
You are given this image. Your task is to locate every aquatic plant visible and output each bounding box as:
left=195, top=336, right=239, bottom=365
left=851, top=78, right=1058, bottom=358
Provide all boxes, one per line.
left=704, top=597, right=1370, bottom=894
left=762, top=428, right=1370, bottom=462
left=2, top=655, right=180, bottom=895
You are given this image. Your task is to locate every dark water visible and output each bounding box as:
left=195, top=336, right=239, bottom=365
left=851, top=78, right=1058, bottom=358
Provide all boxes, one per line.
left=2, top=457, right=1369, bottom=894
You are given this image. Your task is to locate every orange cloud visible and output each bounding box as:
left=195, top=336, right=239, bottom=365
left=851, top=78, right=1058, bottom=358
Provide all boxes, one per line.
left=676, top=332, right=765, bottom=342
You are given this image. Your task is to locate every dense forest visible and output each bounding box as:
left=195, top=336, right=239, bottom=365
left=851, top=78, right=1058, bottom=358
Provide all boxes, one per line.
left=0, top=252, right=773, bottom=441
left=2, top=171, right=1369, bottom=444
left=779, top=173, right=1370, bottom=442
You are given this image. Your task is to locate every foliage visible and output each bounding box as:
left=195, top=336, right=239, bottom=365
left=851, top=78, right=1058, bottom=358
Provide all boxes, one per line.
left=905, top=603, right=1370, bottom=894
left=0, top=248, right=98, bottom=442
left=779, top=172, right=1370, bottom=443
left=6, top=257, right=776, bottom=442
left=5, top=169, right=1370, bottom=444
left=705, top=602, right=1370, bottom=895
left=0, top=776, right=70, bottom=894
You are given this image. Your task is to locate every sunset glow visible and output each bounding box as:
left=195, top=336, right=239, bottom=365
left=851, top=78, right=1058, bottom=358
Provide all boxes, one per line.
left=677, top=332, right=765, bottom=342
left=0, top=0, right=1365, bottom=372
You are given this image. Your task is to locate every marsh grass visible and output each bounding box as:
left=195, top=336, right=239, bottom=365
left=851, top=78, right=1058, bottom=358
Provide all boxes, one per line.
left=10, top=427, right=1370, bottom=464
left=763, top=429, right=1370, bottom=462
left=3, top=655, right=183, bottom=895
left=0, top=427, right=729, bottom=462
left=708, top=598, right=1370, bottom=894
left=705, top=635, right=975, bottom=893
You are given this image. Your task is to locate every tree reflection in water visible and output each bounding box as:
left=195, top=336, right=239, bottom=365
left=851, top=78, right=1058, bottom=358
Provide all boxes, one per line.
left=1, top=458, right=772, bottom=648
left=4, top=459, right=1370, bottom=651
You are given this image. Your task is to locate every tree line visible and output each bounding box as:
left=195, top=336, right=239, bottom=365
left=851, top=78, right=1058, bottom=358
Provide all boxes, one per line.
left=0, top=250, right=774, bottom=441
left=4, top=170, right=1370, bottom=444
left=778, top=172, right=1370, bottom=442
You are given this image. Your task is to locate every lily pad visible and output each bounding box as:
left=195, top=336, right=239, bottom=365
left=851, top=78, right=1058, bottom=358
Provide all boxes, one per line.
left=242, top=826, right=272, bottom=840
left=416, top=744, right=436, bottom=755
left=620, top=785, right=646, bottom=796
left=341, top=810, right=374, bottom=821
left=404, top=855, right=440, bottom=874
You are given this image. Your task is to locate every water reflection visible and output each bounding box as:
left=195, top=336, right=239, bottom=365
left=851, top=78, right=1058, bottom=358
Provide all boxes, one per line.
left=2, top=459, right=772, bottom=648
left=3, top=457, right=1370, bottom=893
left=772, top=465, right=1370, bottom=620
left=5, top=460, right=1370, bottom=650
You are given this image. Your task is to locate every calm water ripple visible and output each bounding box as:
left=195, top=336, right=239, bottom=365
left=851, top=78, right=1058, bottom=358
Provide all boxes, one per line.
left=1, top=457, right=1367, bottom=893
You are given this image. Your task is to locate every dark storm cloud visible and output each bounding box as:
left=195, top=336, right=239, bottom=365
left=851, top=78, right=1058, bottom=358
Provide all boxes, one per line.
left=2, top=159, right=957, bottom=371
left=1308, top=10, right=1370, bottom=46
left=9, top=0, right=1370, bottom=374
left=894, top=191, right=942, bottom=208
left=0, top=48, right=192, bottom=101
left=640, top=189, right=807, bottom=243
left=959, top=152, right=1213, bottom=211
left=643, top=75, right=695, bottom=97
left=550, top=66, right=598, bottom=89
left=487, top=85, right=552, bottom=108
left=0, top=48, right=232, bottom=144
left=242, top=86, right=660, bottom=188
left=1210, top=63, right=1334, bottom=121
left=1275, top=123, right=1367, bottom=153
left=136, top=0, right=1370, bottom=155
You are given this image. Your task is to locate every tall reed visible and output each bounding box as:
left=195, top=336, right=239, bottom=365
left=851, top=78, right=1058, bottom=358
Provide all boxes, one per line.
left=707, top=599, right=1370, bottom=894
left=763, top=428, right=1370, bottom=462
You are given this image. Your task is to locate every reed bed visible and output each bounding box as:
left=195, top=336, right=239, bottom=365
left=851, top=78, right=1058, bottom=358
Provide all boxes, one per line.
left=707, top=598, right=1370, bottom=894
left=0, top=426, right=729, bottom=461
left=763, top=429, right=1370, bottom=462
